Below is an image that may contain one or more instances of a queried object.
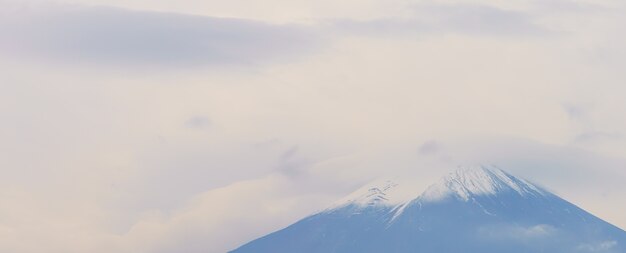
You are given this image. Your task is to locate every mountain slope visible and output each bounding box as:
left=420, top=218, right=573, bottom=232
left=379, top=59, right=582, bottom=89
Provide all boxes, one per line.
left=230, top=166, right=626, bottom=253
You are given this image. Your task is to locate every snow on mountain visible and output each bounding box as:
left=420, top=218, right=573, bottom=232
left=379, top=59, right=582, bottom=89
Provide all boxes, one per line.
left=325, top=176, right=423, bottom=209
left=231, top=165, right=626, bottom=253
left=326, top=179, right=399, bottom=208
left=326, top=165, right=547, bottom=215
left=420, top=165, right=547, bottom=202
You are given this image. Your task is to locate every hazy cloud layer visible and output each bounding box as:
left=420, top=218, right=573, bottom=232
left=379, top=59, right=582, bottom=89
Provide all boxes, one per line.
left=2, top=0, right=626, bottom=252
left=0, top=3, right=320, bottom=67
left=577, top=241, right=618, bottom=253
left=477, top=224, right=558, bottom=240
left=332, top=3, right=547, bottom=37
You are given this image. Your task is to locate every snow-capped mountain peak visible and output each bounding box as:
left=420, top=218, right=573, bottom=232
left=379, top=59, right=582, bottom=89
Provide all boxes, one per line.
left=328, top=165, right=547, bottom=211
left=326, top=179, right=401, bottom=209
left=232, top=165, right=626, bottom=253
left=420, top=165, right=546, bottom=202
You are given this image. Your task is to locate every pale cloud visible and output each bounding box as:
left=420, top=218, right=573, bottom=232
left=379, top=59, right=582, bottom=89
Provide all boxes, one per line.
left=332, top=3, right=547, bottom=37
left=478, top=223, right=558, bottom=240
left=0, top=2, right=321, bottom=68
left=184, top=116, right=211, bottom=129
left=577, top=240, right=618, bottom=252
left=418, top=140, right=441, bottom=155
left=1, top=0, right=626, bottom=252
left=19, top=0, right=415, bottom=23
left=93, top=175, right=337, bottom=253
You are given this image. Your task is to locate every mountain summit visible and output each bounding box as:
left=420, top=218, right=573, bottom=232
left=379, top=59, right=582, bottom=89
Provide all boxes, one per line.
left=231, top=166, right=626, bottom=253
left=421, top=166, right=547, bottom=201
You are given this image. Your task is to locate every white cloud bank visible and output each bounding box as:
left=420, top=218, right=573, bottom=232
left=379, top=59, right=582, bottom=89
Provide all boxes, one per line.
left=1, top=0, right=626, bottom=252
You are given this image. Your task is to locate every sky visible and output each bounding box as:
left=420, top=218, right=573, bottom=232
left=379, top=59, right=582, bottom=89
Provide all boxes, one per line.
left=1, top=0, right=626, bottom=252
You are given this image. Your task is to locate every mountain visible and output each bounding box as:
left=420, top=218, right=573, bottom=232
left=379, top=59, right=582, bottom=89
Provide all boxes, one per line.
left=230, top=165, right=626, bottom=253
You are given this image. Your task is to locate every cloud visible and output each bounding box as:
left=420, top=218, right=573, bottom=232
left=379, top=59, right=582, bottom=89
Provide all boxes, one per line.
left=577, top=240, right=618, bottom=252
left=120, top=175, right=336, bottom=253
left=332, top=3, right=547, bottom=37
left=563, top=103, right=588, bottom=122
left=2, top=0, right=626, bottom=252
left=418, top=140, right=440, bottom=155
left=0, top=2, right=320, bottom=68
left=275, top=146, right=311, bottom=177
left=521, top=224, right=557, bottom=237
left=561, top=103, right=624, bottom=147
left=575, top=131, right=622, bottom=144
left=426, top=137, right=626, bottom=191
left=184, top=116, right=211, bottom=129
left=477, top=223, right=558, bottom=241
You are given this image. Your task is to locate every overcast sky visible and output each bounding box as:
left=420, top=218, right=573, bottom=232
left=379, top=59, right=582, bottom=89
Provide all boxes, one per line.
left=2, top=0, right=626, bottom=252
